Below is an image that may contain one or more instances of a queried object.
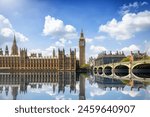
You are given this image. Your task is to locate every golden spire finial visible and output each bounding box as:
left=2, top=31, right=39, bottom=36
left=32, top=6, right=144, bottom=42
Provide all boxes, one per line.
left=80, top=29, right=84, bottom=37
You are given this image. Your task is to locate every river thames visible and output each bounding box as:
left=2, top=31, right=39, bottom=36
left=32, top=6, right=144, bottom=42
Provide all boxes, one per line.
left=0, top=71, right=150, bottom=100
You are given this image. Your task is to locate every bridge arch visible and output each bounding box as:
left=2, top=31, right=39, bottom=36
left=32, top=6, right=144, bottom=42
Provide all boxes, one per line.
left=114, top=65, right=129, bottom=77
left=93, top=67, right=97, bottom=71
left=132, top=63, right=150, bottom=78
left=98, top=67, right=103, bottom=75
left=114, top=63, right=129, bottom=68
left=93, top=67, right=98, bottom=74
left=104, top=66, right=112, bottom=76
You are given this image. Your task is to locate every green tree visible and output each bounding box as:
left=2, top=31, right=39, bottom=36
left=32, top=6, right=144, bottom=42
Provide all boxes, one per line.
left=121, top=56, right=130, bottom=62
left=80, top=64, right=90, bottom=69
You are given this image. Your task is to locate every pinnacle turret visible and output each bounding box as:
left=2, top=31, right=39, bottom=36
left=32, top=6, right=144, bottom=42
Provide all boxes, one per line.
left=5, top=45, right=9, bottom=55
left=11, top=34, right=18, bottom=55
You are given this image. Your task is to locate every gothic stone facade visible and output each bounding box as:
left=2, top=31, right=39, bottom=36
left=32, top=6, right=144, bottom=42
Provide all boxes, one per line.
left=0, top=36, right=76, bottom=71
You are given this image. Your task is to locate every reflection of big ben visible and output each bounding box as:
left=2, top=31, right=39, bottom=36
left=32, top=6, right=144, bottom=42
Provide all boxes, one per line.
left=79, top=74, right=86, bottom=100
left=79, top=30, right=86, bottom=67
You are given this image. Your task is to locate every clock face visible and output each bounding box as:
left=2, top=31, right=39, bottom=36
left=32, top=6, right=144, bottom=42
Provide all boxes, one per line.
left=80, top=41, right=84, bottom=46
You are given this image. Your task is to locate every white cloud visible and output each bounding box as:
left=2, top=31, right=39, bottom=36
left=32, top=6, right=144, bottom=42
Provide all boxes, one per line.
left=15, top=32, right=28, bottom=42
left=43, top=15, right=77, bottom=39
left=46, top=90, right=56, bottom=96
left=29, top=38, right=76, bottom=57
left=1, top=28, right=13, bottom=37
left=0, top=0, right=21, bottom=8
left=141, top=1, right=149, bottom=6
left=120, top=1, right=149, bottom=15
left=0, top=14, right=28, bottom=42
left=55, top=41, right=64, bottom=47
left=94, top=35, right=106, bottom=40
left=68, top=40, right=72, bottom=44
left=59, top=38, right=66, bottom=43
left=144, top=40, right=147, bottom=44
left=65, top=25, right=76, bottom=32
left=121, top=90, right=140, bottom=97
left=43, top=15, right=64, bottom=36
left=86, top=38, right=93, bottom=43
left=90, top=54, right=98, bottom=58
left=90, top=45, right=107, bottom=53
left=89, top=83, right=107, bottom=97
left=0, top=15, right=12, bottom=28
left=29, top=49, right=43, bottom=55
left=54, top=38, right=70, bottom=47
left=99, top=11, right=150, bottom=40
left=46, top=46, right=56, bottom=51
left=29, top=48, right=53, bottom=57
left=121, top=44, right=140, bottom=54
left=90, top=89, right=107, bottom=97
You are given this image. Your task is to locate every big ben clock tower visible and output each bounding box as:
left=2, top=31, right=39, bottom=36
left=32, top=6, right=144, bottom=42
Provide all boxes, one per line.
left=79, top=30, right=86, bottom=67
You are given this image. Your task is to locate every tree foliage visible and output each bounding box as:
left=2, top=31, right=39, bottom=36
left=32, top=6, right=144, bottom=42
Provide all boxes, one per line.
left=121, top=56, right=130, bottom=62
left=80, top=64, right=90, bottom=69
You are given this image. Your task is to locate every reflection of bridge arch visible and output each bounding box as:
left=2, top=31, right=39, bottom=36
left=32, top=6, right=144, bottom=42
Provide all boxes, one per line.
left=93, top=67, right=98, bottom=75
left=94, top=76, right=147, bottom=91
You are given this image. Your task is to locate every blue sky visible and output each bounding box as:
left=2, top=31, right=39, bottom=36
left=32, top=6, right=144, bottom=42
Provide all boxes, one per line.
left=0, top=0, right=150, bottom=61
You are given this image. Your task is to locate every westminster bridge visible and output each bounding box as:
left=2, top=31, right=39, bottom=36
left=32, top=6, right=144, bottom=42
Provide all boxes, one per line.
left=93, top=60, right=150, bottom=81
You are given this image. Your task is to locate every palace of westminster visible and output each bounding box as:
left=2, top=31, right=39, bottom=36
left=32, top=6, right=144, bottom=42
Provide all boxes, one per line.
left=0, top=31, right=86, bottom=71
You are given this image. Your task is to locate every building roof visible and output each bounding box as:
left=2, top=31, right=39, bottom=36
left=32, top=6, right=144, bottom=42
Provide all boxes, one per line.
left=97, top=51, right=125, bottom=59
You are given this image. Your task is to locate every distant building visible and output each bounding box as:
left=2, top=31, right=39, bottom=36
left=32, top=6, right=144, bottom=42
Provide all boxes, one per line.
left=131, top=51, right=147, bottom=61
left=88, top=57, right=95, bottom=67
left=0, top=35, right=76, bottom=71
left=95, top=51, right=126, bottom=66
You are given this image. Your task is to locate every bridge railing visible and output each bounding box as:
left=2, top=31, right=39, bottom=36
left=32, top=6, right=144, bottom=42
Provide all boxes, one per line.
left=94, top=59, right=150, bottom=68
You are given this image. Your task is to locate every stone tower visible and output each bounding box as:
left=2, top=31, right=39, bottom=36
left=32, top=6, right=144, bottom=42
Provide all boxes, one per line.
left=58, top=49, right=65, bottom=70
left=20, top=48, right=28, bottom=68
left=5, top=45, right=9, bottom=55
left=53, top=48, right=56, bottom=57
left=79, top=29, right=86, bottom=67
left=11, top=35, right=18, bottom=55
left=70, top=48, right=76, bottom=70
left=0, top=48, right=3, bottom=55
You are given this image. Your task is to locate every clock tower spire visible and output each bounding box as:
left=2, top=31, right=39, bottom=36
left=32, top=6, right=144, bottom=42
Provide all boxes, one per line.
left=79, top=29, right=86, bottom=67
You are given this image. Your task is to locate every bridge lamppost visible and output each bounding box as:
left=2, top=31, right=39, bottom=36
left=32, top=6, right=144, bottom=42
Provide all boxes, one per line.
left=112, top=59, right=114, bottom=78
left=102, top=57, right=104, bottom=77
left=130, top=52, right=133, bottom=80
left=143, top=51, right=147, bottom=63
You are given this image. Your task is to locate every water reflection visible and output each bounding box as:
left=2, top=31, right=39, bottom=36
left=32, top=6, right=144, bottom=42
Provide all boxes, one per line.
left=0, top=72, right=150, bottom=100
left=79, top=74, right=86, bottom=100
left=94, top=76, right=146, bottom=91
left=0, top=72, right=78, bottom=100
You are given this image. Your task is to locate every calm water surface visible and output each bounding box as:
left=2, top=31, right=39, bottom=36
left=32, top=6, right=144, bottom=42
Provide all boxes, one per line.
left=0, top=71, right=150, bottom=100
